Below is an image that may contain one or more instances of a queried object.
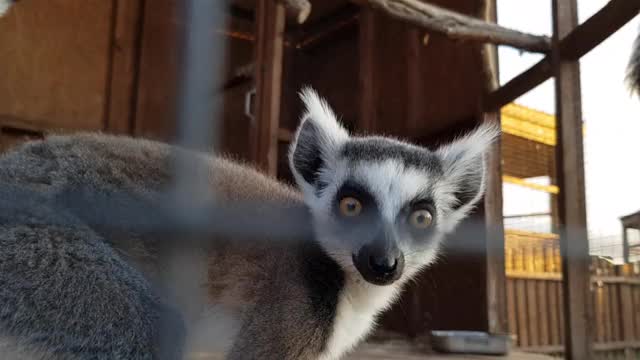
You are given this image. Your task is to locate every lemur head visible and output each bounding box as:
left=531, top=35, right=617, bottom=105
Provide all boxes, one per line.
left=289, top=88, right=499, bottom=286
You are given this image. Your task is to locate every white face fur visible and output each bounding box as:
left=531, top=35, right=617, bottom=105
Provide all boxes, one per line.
left=289, top=88, right=499, bottom=286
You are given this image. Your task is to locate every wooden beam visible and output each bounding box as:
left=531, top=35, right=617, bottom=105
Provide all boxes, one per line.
left=622, top=225, right=630, bottom=264
left=484, top=112, right=508, bottom=335
left=358, top=8, right=376, bottom=132
left=291, top=4, right=360, bottom=50
left=354, top=0, right=551, bottom=53
left=559, top=0, right=640, bottom=60
left=105, top=0, right=144, bottom=135
left=485, top=0, right=640, bottom=111
left=482, top=0, right=508, bottom=336
left=253, top=0, right=286, bottom=175
left=553, top=1, right=593, bottom=359
left=277, top=0, right=312, bottom=24
left=485, top=58, right=551, bottom=111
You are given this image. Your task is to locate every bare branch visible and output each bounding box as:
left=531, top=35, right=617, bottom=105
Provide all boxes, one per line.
left=277, top=0, right=312, bottom=24
left=355, top=0, right=551, bottom=53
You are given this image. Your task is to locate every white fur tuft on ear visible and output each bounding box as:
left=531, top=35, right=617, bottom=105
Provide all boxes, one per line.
left=298, top=87, right=349, bottom=143
left=434, top=121, right=501, bottom=231
left=289, top=87, right=349, bottom=196
left=436, top=121, right=500, bottom=168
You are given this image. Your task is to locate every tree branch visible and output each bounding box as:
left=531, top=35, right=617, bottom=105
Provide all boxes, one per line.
left=277, top=0, right=312, bottom=24
left=355, top=0, right=551, bottom=53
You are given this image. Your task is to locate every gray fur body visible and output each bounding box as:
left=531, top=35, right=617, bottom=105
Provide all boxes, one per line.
left=0, top=133, right=342, bottom=359
left=0, top=89, right=499, bottom=359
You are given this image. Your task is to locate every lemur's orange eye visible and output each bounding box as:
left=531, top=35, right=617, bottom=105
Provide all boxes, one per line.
left=409, top=209, right=433, bottom=229
left=339, top=197, right=362, bottom=217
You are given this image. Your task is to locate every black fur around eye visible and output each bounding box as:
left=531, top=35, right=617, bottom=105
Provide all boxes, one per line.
left=333, top=181, right=378, bottom=220
left=402, top=199, right=436, bottom=232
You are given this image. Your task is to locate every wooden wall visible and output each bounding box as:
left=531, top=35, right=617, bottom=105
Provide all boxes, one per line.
left=0, top=0, right=116, bottom=136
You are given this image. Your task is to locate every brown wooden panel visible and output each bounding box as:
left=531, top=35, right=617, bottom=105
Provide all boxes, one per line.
left=537, top=280, right=550, bottom=346
left=106, top=0, right=145, bottom=134
left=134, top=0, right=180, bottom=140
left=619, top=283, right=635, bottom=342
left=507, top=278, right=517, bottom=336
left=603, top=285, right=612, bottom=342
left=516, top=279, right=529, bottom=347
left=610, top=283, right=621, bottom=342
left=526, top=279, right=539, bottom=346
left=553, top=0, right=594, bottom=356
left=0, top=0, right=115, bottom=131
left=549, top=281, right=560, bottom=345
left=253, top=0, right=285, bottom=175
left=632, top=286, right=640, bottom=340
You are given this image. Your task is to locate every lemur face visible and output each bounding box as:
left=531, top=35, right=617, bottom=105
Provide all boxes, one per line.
left=289, top=88, right=499, bottom=286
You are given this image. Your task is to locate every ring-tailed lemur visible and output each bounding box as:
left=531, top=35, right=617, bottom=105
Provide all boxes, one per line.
left=0, top=88, right=499, bottom=359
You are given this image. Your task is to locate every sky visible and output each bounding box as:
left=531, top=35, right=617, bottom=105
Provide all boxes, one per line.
left=497, top=1, right=640, bottom=260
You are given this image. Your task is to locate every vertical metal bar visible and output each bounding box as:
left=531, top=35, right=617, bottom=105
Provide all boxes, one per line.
left=552, top=0, right=593, bottom=358
left=159, top=0, right=227, bottom=356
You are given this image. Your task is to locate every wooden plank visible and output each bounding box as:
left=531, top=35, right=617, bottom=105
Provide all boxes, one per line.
left=619, top=283, right=635, bottom=344
left=507, top=271, right=562, bottom=281
left=516, top=279, right=529, bottom=347
left=605, top=284, right=613, bottom=343
left=484, top=112, right=508, bottom=335
left=105, top=0, right=144, bottom=134
left=548, top=281, right=560, bottom=346
left=485, top=58, right=551, bottom=112
left=358, top=8, right=376, bottom=132
left=0, top=0, right=115, bottom=131
left=537, top=280, right=550, bottom=346
left=527, top=279, right=540, bottom=346
left=507, top=278, right=517, bottom=337
left=611, top=282, right=621, bottom=342
left=485, top=0, right=640, bottom=111
left=632, top=286, right=640, bottom=340
left=553, top=0, right=593, bottom=358
left=558, top=282, right=565, bottom=345
left=596, top=285, right=605, bottom=343
left=253, top=0, right=286, bottom=175
left=559, top=0, right=640, bottom=61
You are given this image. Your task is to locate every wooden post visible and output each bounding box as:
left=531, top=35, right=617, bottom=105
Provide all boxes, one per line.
left=552, top=1, right=593, bottom=359
left=482, top=0, right=507, bottom=336
left=105, top=0, right=144, bottom=135
left=484, top=111, right=508, bottom=335
left=623, top=226, right=629, bottom=264
left=253, top=0, right=286, bottom=176
left=358, top=8, right=376, bottom=132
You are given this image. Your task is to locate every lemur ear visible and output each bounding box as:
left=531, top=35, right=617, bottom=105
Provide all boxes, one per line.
left=288, top=87, right=349, bottom=195
left=435, top=122, right=500, bottom=221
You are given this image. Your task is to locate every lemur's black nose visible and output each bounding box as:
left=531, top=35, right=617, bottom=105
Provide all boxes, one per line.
left=353, top=243, right=405, bottom=286
left=369, top=255, right=397, bottom=275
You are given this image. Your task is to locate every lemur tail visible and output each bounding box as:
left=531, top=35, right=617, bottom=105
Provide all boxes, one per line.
left=0, top=0, right=14, bottom=17
left=626, top=26, right=640, bottom=97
